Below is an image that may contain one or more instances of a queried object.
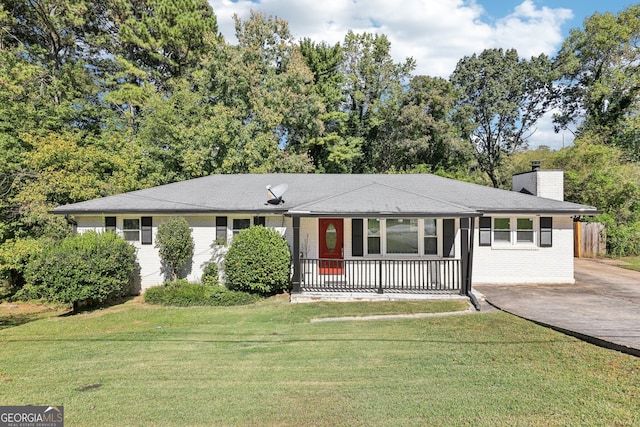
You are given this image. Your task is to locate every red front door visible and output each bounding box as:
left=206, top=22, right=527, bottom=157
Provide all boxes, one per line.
left=319, top=218, right=344, bottom=274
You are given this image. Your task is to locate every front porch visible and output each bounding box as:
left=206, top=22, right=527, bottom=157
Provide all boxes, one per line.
left=299, top=258, right=462, bottom=294
left=290, top=217, right=478, bottom=306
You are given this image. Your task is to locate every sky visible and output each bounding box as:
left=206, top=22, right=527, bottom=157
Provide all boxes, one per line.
left=207, top=0, right=635, bottom=150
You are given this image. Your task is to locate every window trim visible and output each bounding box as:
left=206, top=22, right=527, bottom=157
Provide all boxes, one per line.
left=480, top=216, right=550, bottom=248
left=493, top=217, right=512, bottom=244
left=123, top=218, right=140, bottom=242
left=423, top=218, right=438, bottom=255
left=516, top=217, right=534, bottom=244
left=363, top=218, right=443, bottom=257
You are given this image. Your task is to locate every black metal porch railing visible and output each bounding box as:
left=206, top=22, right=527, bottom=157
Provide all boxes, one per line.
left=299, top=258, right=462, bottom=294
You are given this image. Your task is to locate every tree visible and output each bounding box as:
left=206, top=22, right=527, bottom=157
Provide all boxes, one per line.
left=340, top=31, right=415, bottom=172
left=202, top=11, right=325, bottom=173
left=299, top=39, right=355, bottom=172
left=552, top=135, right=640, bottom=256
left=450, top=48, right=555, bottom=187
left=554, top=5, right=640, bottom=159
left=155, top=217, right=194, bottom=281
left=379, top=75, right=470, bottom=173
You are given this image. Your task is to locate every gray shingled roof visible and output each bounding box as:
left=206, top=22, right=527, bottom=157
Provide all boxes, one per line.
left=52, top=174, right=600, bottom=217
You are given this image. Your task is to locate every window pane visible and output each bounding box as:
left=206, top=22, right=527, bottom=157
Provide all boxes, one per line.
left=123, top=219, right=139, bottom=230
left=232, top=219, right=251, bottom=235
left=424, top=218, right=437, bottom=255
left=517, top=218, right=533, bottom=230
left=367, top=219, right=380, bottom=236
left=424, top=219, right=436, bottom=236
left=424, top=237, right=437, bottom=255
left=494, top=218, right=510, bottom=243
left=367, top=237, right=380, bottom=254
left=517, top=218, right=534, bottom=243
left=367, top=219, right=380, bottom=255
left=123, top=219, right=140, bottom=242
left=494, top=218, right=510, bottom=230
left=386, top=219, right=418, bottom=254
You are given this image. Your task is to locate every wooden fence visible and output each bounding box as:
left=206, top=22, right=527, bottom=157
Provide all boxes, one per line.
left=574, top=222, right=606, bottom=258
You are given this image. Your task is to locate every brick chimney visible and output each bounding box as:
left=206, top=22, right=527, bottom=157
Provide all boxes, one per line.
left=512, top=161, right=564, bottom=201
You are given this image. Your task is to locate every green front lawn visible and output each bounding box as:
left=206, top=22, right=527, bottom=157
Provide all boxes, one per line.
left=619, top=256, right=640, bottom=272
left=1, top=298, right=638, bottom=426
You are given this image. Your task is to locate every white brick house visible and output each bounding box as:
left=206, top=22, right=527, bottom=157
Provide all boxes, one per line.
left=53, top=171, right=599, bottom=305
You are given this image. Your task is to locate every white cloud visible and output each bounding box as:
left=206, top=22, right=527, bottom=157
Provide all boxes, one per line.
left=209, top=0, right=572, bottom=77
left=208, top=0, right=574, bottom=149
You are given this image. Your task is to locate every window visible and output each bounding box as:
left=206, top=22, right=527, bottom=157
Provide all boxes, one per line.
left=105, top=216, right=116, bottom=232
left=479, top=217, right=491, bottom=246
left=232, top=218, right=251, bottom=236
left=253, top=216, right=266, bottom=226
left=517, top=218, right=534, bottom=243
left=216, top=216, right=227, bottom=244
left=493, top=218, right=511, bottom=243
left=540, top=217, right=552, bottom=247
left=123, top=219, right=140, bottom=242
left=367, top=219, right=381, bottom=254
left=141, top=217, right=153, bottom=245
left=386, top=218, right=418, bottom=254
left=424, top=219, right=437, bottom=255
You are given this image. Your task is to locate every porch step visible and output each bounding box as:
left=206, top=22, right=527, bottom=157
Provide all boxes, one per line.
left=291, top=292, right=469, bottom=303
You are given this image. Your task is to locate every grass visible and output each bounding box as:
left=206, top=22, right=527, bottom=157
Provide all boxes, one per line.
left=0, top=301, right=69, bottom=330
left=618, top=256, right=640, bottom=272
left=0, top=297, right=638, bottom=426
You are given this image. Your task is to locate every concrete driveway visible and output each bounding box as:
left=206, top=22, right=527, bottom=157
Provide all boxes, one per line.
left=475, top=258, right=640, bottom=357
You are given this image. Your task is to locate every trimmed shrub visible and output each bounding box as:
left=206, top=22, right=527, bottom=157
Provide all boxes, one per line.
left=144, top=281, right=261, bottom=306
left=155, top=217, right=194, bottom=280
left=201, top=262, right=219, bottom=286
left=224, top=226, right=291, bottom=296
left=19, top=231, right=137, bottom=308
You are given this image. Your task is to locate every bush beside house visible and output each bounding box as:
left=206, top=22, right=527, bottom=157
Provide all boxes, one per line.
left=144, top=280, right=261, bottom=306
left=155, top=217, right=195, bottom=280
left=18, top=231, right=137, bottom=310
left=224, top=226, right=291, bottom=296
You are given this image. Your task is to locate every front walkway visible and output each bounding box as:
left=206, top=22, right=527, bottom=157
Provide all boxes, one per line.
left=475, top=258, right=640, bottom=357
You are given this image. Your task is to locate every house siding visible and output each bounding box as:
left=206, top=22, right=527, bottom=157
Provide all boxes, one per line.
left=73, top=214, right=294, bottom=291
left=473, top=216, right=574, bottom=284
left=73, top=213, right=577, bottom=291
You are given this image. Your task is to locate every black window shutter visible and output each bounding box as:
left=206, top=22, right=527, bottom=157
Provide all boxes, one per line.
left=352, top=219, right=363, bottom=257
left=443, top=219, right=455, bottom=258
left=479, top=217, right=491, bottom=246
left=540, top=217, right=553, bottom=247
left=216, top=216, right=228, bottom=244
left=141, top=217, right=153, bottom=245
left=105, top=216, right=116, bottom=231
